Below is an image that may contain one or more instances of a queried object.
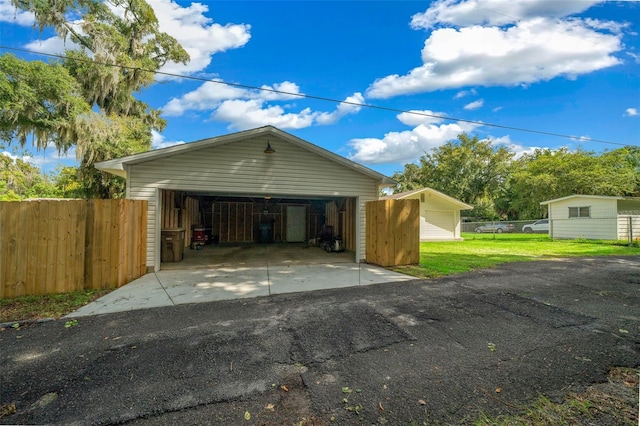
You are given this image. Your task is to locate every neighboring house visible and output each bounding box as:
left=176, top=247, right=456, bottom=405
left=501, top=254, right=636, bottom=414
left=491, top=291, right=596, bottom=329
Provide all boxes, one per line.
left=541, top=195, right=640, bottom=240
left=382, top=188, right=472, bottom=241
left=96, top=126, right=396, bottom=271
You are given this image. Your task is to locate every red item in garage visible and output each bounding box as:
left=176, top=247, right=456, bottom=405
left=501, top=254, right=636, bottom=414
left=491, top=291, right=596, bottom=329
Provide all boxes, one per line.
left=191, top=225, right=207, bottom=249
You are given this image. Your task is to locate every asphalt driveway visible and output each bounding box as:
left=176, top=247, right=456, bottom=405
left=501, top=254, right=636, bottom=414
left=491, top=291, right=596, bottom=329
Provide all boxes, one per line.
left=1, top=256, right=639, bottom=425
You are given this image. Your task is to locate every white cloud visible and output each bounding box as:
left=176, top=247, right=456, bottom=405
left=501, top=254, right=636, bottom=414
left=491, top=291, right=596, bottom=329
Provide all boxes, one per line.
left=492, top=106, right=503, bottom=113
left=348, top=118, right=481, bottom=164
left=410, top=0, right=602, bottom=30
left=212, top=99, right=316, bottom=130
left=149, top=0, right=251, bottom=77
left=368, top=2, right=623, bottom=99
left=627, top=52, right=640, bottom=64
left=454, top=89, right=477, bottom=99
left=1, top=150, right=30, bottom=163
left=9, top=0, right=250, bottom=77
left=151, top=130, right=185, bottom=149
left=464, top=99, right=484, bottom=110
left=0, top=0, right=34, bottom=25
left=2, top=145, right=76, bottom=169
left=315, top=92, right=364, bottom=125
left=24, top=36, right=81, bottom=54
left=396, top=110, right=447, bottom=126
left=256, top=82, right=304, bottom=101
left=163, top=80, right=304, bottom=116
left=162, top=80, right=250, bottom=116
left=624, top=108, right=639, bottom=117
left=489, top=135, right=539, bottom=159
left=209, top=92, right=364, bottom=130
left=165, top=80, right=363, bottom=130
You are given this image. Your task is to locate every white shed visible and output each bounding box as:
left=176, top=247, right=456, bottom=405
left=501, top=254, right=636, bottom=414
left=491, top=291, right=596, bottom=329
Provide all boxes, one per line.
left=541, top=194, right=640, bottom=241
left=383, top=188, right=472, bottom=241
left=96, top=126, right=396, bottom=271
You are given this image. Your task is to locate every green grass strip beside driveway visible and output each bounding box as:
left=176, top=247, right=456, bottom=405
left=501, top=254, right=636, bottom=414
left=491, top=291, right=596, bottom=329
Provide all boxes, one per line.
left=393, top=234, right=640, bottom=279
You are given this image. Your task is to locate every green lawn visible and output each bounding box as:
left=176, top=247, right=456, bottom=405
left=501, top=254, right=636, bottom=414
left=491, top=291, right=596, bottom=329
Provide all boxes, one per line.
left=0, top=289, right=112, bottom=324
left=393, top=233, right=640, bottom=279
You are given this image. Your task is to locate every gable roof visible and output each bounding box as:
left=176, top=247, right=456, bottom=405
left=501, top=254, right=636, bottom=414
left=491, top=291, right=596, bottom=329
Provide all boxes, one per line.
left=382, top=187, right=473, bottom=210
left=95, top=125, right=396, bottom=186
left=540, top=194, right=640, bottom=205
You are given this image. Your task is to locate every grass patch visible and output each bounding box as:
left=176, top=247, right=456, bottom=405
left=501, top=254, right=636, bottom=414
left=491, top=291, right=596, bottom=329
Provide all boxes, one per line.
left=473, top=367, right=639, bottom=425
left=392, top=234, right=640, bottom=278
left=0, top=289, right=113, bottom=323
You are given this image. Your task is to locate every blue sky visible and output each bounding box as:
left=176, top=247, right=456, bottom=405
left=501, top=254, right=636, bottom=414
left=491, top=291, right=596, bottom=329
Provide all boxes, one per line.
left=1, top=0, right=639, bottom=177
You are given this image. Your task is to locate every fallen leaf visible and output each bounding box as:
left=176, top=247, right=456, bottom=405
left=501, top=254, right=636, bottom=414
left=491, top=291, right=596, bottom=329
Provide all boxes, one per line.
left=244, top=410, right=251, bottom=420
left=619, top=329, right=629, bottom=334
left=495, top=388, right=502, bottom=393
left=378, top=402, right=384, bottom=411
left=265, top=403, right=275, bottom=411
left=280, top=385, right=289, bottom=392
left=383, top=384, right=387, bottom=390
left=418, top=399, right=426, bottom=405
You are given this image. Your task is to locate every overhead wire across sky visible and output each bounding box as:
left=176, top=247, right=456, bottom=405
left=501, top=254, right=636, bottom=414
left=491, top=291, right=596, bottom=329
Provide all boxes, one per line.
left=0, top=45, right=634, bottom=148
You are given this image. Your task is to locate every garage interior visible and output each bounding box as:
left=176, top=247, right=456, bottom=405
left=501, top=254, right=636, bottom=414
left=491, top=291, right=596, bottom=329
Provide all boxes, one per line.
left=160, top=190, right=357, bottom=268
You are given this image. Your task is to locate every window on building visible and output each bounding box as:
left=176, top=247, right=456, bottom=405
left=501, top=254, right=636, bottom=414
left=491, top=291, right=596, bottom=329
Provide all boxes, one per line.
left=568, top=206, right=590, bottom=218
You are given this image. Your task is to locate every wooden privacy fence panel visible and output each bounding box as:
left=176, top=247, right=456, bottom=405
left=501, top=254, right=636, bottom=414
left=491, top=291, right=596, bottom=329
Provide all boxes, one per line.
left=366, top=199, right=419, bottom=267
left=0, top=199, right=147, bottom=298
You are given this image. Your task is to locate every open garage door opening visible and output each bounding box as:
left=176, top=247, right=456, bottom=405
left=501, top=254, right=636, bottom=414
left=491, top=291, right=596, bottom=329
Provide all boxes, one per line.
left=159, top=189, right=358, bottom=269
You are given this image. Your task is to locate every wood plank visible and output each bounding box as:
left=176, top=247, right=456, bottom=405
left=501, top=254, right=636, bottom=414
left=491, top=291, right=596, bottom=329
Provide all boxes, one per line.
left=85, top=200, right=97, bottom=289
left=60, top=201, right=72, bottom=292
left=74, top=201, right=87, bottom=290
left=66, top=201, right=81, bottom=292
left=52, top=201, right=66, bottom=293
left=13, top=201, right=29, bottom=296
left=96, top=199, right=109, bottom=289
left=118, top=200, right=128, bottom=287
left=108, top=200, right=120, bottom=288
left=2, top=203, right=19, bottom=296
left=42, top=201, right=56, bottom=294
left=0, top=202, right=6, bottom=297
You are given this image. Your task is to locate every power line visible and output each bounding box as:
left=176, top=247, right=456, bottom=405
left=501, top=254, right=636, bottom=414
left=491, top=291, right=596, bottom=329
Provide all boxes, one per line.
left=0, top=45, right=633, bottom=148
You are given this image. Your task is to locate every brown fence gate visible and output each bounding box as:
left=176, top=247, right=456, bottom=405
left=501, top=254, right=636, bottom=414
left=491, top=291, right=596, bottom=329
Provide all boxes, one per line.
left=0, top=199, right=147, bottom=298
left=366, top=199, right=419, bottom=267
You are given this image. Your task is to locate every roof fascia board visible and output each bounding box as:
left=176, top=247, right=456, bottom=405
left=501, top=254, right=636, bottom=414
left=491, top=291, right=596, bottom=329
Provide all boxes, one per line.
left=386, top=187, right=472, bottom=209
left=540, top=194, right=627, bottom=205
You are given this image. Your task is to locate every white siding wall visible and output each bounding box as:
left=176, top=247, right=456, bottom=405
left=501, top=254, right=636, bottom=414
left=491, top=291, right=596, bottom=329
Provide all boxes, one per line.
left=617, top=215, right=640, bottom=241
left=402, top=193, right=462, bottom=240
left=423, top=210, right=455, bottom=240
left=127, top=136, right=380, bottom=268
left=548, top=197, right=618, bottom=240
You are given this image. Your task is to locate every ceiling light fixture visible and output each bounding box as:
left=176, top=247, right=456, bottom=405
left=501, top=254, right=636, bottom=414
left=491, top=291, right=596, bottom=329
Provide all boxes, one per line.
left=264, top=141, right=275, bottom=154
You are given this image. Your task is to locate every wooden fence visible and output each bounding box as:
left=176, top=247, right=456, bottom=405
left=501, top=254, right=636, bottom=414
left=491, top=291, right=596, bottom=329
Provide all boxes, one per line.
left=0, top=199, right=147, bottom=298
left=366, top=199, right=419, bottom=267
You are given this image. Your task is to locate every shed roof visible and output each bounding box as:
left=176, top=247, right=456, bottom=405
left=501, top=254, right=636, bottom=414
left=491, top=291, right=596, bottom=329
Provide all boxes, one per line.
left=382, top=187, right=473, bottom=210
left=95, top=125, right=396, bottom=186
left=540, top=194, right=640, bottom=205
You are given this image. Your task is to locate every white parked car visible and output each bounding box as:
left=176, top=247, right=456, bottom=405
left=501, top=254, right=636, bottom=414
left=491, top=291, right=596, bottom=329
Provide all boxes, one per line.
left=522, top=219, right=549, bottom=233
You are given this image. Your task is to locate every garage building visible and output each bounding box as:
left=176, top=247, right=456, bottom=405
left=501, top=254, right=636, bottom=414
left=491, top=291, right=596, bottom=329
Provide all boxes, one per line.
left=96, top=126, right=396, bottom=272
